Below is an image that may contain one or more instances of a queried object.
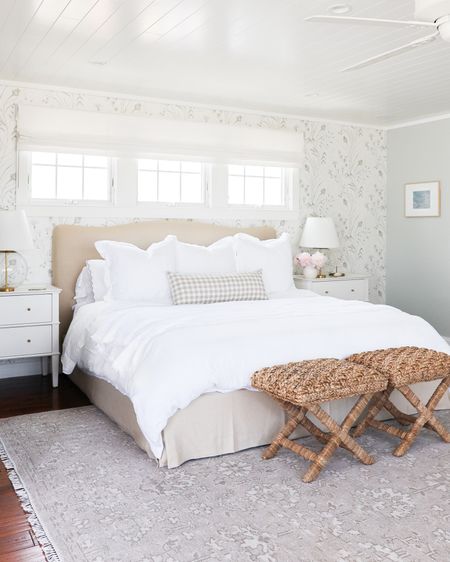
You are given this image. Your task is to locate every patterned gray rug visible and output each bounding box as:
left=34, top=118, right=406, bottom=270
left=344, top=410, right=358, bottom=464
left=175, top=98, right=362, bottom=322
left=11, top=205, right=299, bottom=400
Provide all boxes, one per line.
left=1, top=406, right=450, bottom=562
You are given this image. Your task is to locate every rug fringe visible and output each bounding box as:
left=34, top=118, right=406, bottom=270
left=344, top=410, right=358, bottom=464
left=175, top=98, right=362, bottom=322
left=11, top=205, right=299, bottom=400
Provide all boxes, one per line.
left=0, top=438, right=61, bottom=562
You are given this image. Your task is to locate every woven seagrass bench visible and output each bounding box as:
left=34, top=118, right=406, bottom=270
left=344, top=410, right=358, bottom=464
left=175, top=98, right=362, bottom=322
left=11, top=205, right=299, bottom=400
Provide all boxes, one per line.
left=348, top=347, right=450, bottom=456
left=251, top=359, right=389, bottom=483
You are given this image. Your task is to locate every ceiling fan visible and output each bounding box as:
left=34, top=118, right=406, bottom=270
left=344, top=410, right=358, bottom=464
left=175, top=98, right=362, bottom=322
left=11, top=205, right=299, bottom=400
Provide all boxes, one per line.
left=306, top=0, right=450, bottom=71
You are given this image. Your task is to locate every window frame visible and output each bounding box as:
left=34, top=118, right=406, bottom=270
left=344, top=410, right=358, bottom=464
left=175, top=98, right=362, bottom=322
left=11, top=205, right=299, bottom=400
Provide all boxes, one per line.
left=136, top=158, right=209, bottom=207
left=18, top=149, right=115, bottom=207
left=17, top=149, right=299, bottom=221
left=226, top=164, right=295, bottom=211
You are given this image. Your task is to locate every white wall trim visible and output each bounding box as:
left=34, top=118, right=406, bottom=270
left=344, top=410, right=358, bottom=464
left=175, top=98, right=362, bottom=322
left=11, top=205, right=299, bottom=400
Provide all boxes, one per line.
left=386, top=112, right=450, bottom=131
left=21, top=205, right=300, bottom=221
left=0, top=79, right=385, bottom=131
left=444, top=336, right=450, bottom=345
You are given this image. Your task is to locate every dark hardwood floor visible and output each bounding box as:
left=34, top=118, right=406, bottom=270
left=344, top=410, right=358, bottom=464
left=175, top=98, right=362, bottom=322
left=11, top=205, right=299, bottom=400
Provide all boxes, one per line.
left=0, top=374, right=90, bottom=561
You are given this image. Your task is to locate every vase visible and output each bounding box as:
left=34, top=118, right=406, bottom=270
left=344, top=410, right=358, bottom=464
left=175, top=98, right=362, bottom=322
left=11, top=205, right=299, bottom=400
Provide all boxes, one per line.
left=0, top=251, right=28, bottom=289
left=303, top=266, right=318, bottom=280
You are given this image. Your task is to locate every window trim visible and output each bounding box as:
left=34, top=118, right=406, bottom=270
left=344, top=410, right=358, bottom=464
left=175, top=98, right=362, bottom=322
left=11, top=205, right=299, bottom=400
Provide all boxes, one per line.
left=136, top=158, right=209, bottom=207
left=18, top=150, right=115, bottom=207
left=226, top=165, right=295, bottom=210
left=17, top=149, right=299, bottom=220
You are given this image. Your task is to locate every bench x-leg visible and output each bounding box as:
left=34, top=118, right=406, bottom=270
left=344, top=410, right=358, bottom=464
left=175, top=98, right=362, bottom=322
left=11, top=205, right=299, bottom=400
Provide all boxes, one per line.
left=262, top=394, right=375, bottom=483
left=353, top=376, right=450, bottom=456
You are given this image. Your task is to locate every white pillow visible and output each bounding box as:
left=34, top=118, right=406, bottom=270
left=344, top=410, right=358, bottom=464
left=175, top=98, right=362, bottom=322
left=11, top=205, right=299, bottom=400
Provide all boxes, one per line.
left=95, top=236, right=177, bottom=304
left=86, top=259, right=110, bottom=301
left=234, top=232, right=294, bottom=294
left=175, top=237, right=236, bottom=275
left=73, top=266, right=95, bottom=310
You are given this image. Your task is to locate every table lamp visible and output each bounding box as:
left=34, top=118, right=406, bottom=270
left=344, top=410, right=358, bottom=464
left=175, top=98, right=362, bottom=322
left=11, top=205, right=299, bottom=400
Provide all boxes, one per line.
left=0, top=210, right=34, bottom=291
left=299, top=217, right=340, bottom=278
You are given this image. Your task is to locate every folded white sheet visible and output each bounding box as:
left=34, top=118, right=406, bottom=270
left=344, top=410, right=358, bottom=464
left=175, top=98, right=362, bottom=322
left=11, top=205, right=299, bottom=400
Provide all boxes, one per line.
left=62, top=290, right=450, bottom=458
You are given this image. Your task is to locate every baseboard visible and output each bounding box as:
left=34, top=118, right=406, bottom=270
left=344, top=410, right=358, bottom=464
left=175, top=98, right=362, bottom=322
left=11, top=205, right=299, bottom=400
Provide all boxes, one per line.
left=0, top=358, right=42, bottom=379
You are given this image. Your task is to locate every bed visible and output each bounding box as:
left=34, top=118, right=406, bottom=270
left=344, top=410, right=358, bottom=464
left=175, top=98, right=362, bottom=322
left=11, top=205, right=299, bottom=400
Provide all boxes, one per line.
left=54, top=220, right=450, bottom=468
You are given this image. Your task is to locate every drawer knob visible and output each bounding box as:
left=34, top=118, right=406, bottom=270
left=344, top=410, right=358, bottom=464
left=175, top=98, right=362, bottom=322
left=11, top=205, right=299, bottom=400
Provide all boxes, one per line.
left=325, top=290, right=329, bottom=294
left=27, top=307, right=31, bottom=311
left=351, top=289, right=355, bottom=292
left=27, top=339, right=31, bottom=343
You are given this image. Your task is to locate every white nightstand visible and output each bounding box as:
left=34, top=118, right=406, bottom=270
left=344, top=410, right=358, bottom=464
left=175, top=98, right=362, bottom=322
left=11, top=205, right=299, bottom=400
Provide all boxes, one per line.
left=0, top=286, right=61, bottom=387
left=294, top=274, right=369, bottom=302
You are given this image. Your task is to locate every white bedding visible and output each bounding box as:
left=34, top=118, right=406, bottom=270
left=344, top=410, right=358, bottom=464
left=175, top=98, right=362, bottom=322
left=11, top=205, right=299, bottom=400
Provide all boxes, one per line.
left=62, top=289, right=450, bottom=458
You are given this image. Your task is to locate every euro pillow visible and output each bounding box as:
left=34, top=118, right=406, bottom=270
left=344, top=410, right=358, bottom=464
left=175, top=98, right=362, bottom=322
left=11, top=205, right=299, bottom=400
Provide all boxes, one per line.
left=95, top=236, right=176, bottom=304
left=175, top=236, right=236, bottom=275
left=234, top=232, right=294, bottom=295
left=168, top=270, right=268, bottom=305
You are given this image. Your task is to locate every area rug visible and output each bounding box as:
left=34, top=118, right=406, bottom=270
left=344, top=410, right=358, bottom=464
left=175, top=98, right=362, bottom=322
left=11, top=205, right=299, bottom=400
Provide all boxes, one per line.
left=1, top=406, right=450, bottom=562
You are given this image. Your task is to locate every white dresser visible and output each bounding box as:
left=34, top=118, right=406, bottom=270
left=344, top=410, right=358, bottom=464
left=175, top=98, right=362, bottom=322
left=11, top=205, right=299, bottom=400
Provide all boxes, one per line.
left=0, top=286, right=61, bottom=387
left=294, top=274, right=369, bottom=302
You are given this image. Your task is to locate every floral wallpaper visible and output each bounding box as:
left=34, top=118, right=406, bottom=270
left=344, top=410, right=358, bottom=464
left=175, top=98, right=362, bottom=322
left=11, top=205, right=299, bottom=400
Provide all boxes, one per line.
left=0, top=83, right=386, bottom=302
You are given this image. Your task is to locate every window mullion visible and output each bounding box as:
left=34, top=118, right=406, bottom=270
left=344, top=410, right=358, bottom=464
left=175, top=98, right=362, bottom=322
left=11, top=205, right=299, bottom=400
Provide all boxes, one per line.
left=55, top=153, right=59, bottom=199
left=81, top=155, right=85, bottom=200
left=29, top=150, right=111, bottom=204
left=156, top=163, right=160, bottom=202
left=225, top=164, right=291, bottom=209
left=262, top=173, right=266, bottom=206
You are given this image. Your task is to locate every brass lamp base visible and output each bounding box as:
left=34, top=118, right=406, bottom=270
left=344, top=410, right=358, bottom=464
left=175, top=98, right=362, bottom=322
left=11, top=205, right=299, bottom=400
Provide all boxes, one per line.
left=1, top=250, right=16, bottom=292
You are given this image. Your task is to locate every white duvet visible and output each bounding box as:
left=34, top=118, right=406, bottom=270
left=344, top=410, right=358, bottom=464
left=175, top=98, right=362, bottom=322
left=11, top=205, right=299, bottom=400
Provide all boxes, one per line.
left=62, top=289, right=450, bottom=458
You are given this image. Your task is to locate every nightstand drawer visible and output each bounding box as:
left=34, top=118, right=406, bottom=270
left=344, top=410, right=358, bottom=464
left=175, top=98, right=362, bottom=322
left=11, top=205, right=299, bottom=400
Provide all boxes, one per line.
left=0, top=325, right=52, bottom=357
left=315, top=281, right=366, bottom=300
left=0, top=294, right=52, bottom=326
left=294, top=276, right=369, bottom=302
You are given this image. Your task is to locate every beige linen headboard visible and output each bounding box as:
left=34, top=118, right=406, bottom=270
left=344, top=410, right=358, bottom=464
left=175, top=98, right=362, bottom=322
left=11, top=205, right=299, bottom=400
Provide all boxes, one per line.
left=52, top=220, right=276, bottom=341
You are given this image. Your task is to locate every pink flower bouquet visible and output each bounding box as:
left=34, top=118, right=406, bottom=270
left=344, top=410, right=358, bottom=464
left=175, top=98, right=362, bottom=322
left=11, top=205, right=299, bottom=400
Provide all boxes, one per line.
left=295, top=251, right=327, bottom=279
left=296, top=252, right=314, bottom=268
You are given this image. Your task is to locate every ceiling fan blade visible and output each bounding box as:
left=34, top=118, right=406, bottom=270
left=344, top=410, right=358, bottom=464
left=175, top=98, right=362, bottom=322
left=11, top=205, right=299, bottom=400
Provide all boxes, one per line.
left=341, top=31, right=440, bottom=71
left=305, top=15, right=436, bottom=28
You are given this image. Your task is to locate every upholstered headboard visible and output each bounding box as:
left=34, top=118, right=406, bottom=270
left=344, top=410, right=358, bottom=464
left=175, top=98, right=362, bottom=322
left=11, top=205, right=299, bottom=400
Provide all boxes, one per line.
left=52, top=220, right=276, bottom=341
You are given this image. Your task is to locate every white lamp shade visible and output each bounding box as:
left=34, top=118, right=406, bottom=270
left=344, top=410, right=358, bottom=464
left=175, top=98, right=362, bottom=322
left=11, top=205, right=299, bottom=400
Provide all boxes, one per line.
left=300, top=217, right=340, bottom=249
left=0, top=210, right=34, bottom=251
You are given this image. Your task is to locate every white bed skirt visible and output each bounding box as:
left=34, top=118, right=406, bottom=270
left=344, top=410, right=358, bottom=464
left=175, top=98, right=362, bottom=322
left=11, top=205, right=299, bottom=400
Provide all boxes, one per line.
left=70, top=369, right=450, bottom=468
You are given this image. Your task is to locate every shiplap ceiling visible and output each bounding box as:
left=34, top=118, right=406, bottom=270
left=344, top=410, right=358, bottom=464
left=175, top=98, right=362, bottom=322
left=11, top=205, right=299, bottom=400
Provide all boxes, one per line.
left=1, top=0, right=450, bottom=126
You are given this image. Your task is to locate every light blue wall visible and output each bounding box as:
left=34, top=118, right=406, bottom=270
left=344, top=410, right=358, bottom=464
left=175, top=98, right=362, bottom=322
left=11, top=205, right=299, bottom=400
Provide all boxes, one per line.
left=387, top=119, right=450, bottom=337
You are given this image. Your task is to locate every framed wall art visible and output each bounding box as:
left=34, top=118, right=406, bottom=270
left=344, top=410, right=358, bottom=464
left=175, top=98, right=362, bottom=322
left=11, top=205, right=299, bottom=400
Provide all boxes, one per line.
left=405, top=181, right=440, bottom=217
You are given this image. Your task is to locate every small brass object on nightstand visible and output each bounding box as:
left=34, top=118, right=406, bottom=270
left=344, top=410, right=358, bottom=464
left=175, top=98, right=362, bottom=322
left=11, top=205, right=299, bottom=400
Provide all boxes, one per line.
left=329, top=267, right=345, bottom=278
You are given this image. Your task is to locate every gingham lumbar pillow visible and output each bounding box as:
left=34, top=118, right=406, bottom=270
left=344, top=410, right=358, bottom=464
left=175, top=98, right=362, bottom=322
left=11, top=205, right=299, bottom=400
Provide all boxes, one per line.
left=167, top=270, right=268, bottom=305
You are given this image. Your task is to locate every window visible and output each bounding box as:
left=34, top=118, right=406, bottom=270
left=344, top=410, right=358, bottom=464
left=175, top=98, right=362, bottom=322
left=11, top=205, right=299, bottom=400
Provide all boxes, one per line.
left=19, top=149, right=298, bottom=218
left=138, top=159, right=205, bottom=204
left=228, top=165, right=289, bottom=207
left=30, top=152, right=111, bottom=202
